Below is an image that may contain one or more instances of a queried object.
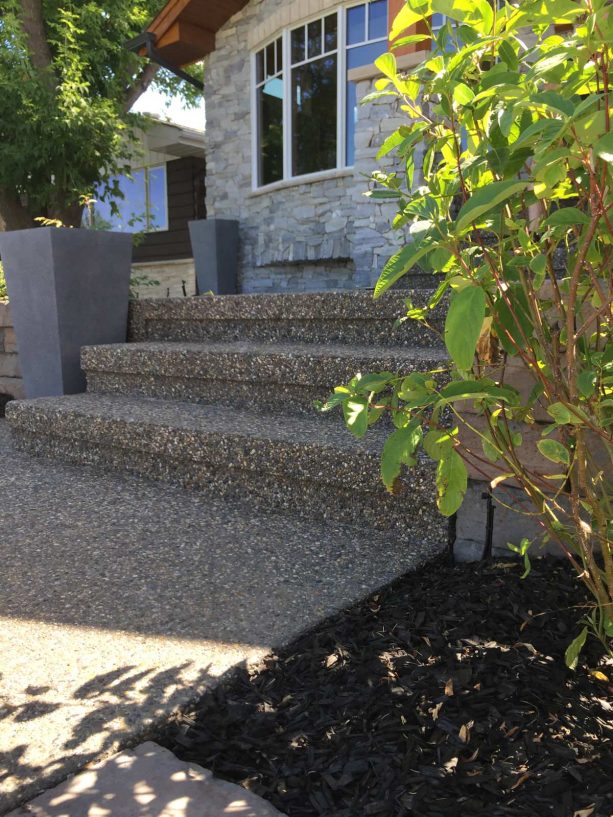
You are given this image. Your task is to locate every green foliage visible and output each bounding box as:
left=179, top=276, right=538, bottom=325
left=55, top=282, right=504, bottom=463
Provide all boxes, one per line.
left=0, top=263, right=6, bottom=300
left=322, top=0, right=613, bottom=665
left=129, top=272, right=161, bottom=299
left=0, top=0, right=202, bottom=226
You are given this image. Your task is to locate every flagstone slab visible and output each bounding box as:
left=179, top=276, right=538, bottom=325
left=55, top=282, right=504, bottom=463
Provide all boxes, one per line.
left=7, top=742, right=285, bottom=817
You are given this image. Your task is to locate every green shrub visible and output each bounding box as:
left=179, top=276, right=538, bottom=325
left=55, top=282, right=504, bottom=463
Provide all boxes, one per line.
left=324, top=0, right=612, bottom=663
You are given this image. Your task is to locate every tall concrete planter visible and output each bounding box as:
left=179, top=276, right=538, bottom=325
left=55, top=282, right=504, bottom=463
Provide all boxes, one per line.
left=189, top=219, right=238, bottom=295
left=0, top=227, right=132, bottom=398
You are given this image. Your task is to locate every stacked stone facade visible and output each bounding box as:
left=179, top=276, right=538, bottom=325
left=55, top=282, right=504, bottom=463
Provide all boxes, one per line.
left=204, top=0, right=413, bottom=293
left=0, top=302, right=24, bottom=401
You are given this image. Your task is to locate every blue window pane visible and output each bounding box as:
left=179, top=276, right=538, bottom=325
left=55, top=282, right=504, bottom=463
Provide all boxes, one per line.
left=118, top=171, right=146, bottom=231
left=346, top=39, right=387, bottom=70
left=147, top=166, right=167, bottom=231
left=347, top=4, right=365, bottom=45
left=431, top=12, right=445, bottom=30
left=368, top=0, right=387, bottom=40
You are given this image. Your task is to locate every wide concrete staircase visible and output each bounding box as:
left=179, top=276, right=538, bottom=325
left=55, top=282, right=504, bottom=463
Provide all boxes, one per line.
left=6, top=289, right=449, bottom=553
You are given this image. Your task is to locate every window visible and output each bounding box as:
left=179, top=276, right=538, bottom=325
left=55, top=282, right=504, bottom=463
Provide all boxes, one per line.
left=291, top=14, right=338, bottom=176
left=253, top=1, right=389, bottom=187
left=88, top=165, right=168, bottom=232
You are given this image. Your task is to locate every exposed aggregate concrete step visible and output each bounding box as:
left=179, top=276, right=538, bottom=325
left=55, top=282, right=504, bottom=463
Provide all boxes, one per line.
left=82, top=340, right=449, bottom=413
left=7, top=393, right=447, bottom=545
left=128, top=289, right=445, bottom=348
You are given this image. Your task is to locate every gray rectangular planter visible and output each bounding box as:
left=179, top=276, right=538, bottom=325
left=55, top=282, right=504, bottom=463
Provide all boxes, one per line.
left=189, top=219, right=238, bottom=295
left=0, top=227, right=132, bottom=398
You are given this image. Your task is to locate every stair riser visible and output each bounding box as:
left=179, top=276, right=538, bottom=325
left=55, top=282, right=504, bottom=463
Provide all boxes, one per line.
left=128, top=291, right=446, bottom=348
left=129, top=317, right=445, bottom=349
left=9, top=415, right=446, bottom=543
left=83, top=348, right=447, bottom=412
left=86, top=373, right=339, bottom=414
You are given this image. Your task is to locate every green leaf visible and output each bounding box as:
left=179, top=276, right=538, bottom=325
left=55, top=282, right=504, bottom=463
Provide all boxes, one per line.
left=343, top=397, right=369, bottom=438
left=444, top=286, right=486, bottom=371
left=529, top=255, right=547, bottom=288
left=594, top=131, right=613, bottom=163
left=547, top=402, right=572, bottom=424
left=577, top=370, right=596, bottom=398
left=375, top=52, right=397, bottom=81
left=537, top=438, right=570, bottom=466
left=436, top=449, right=468, bottom=516
left=543, top=207, right=590, bottom=227
left=375, top=233, right=433, bottom=298
left=565, top=626, right=588, bottom=670
left=390, top=4, right=424, bottom=41
left=532, top=90, right=574, bottom=116
left=355, top=372, right=394, bottom=393
left=381, top=422, right=423, bottom=490
left=455, top=180, right=528, bottom=233
left=423, top=427, right=457, bottom=460
left=482, top=432, right=500, bottom=463
left=376, top=130, right=405, bottom=160
left=547, top=402, right=587, bottom=425
left=453, top=83, right=475, bottom=106
left=440, top=379, right=519, bottom=404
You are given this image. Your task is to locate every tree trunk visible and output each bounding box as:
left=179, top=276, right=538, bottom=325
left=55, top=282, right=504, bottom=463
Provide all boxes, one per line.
left=48, top=201, right=84, bottom=228
left=19, top=0, right=56, bottom=89
left=0, top=189, right=35, bottom=232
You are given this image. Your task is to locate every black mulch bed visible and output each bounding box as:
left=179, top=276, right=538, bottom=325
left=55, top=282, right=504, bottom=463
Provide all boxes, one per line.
left=163, top=558, right=613, bottom=817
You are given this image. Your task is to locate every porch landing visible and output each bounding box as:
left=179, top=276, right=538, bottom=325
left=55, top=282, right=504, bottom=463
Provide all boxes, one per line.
left=0, top=421, right=441, bottom=814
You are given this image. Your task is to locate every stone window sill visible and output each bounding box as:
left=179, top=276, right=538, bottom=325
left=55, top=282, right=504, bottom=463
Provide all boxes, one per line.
left=248, top=168, right=355, bottom=197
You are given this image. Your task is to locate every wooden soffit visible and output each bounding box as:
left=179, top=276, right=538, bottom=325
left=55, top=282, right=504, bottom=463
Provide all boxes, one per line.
left=144, top=0, right=248, bottom=66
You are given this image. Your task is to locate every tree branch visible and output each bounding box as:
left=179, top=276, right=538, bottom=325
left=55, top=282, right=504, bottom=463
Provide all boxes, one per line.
left=123, top=62, right=160, bottom=113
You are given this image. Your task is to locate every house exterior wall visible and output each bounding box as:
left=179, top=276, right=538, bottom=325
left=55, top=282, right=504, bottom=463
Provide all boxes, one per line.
left=204, top=0, right=409, bottom=293
left=132, top=155, right=206, bottom=264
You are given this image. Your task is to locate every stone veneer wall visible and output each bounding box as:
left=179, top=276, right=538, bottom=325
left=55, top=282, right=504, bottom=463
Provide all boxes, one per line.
left=0, top=302, right=24, bottom=400
left=204, top=0, right=415, bottom=293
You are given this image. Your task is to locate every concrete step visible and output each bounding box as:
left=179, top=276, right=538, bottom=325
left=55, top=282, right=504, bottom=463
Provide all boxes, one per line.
left=128, top=289, right=445, bottom=348
left=83, top=340, right=449, bottom=413
left=6, top=393, right=447, bottom=544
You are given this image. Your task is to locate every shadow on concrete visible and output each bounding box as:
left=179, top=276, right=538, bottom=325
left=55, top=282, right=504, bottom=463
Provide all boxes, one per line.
left=0, top=661, right=225, bottom=814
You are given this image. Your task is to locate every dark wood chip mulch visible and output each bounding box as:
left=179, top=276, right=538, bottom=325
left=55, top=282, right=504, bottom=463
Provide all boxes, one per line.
left=163, top=558, right=613, bottom=817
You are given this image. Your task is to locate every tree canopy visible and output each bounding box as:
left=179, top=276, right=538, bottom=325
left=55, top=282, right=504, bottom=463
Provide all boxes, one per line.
left=0, top=0, right=202, bottom=229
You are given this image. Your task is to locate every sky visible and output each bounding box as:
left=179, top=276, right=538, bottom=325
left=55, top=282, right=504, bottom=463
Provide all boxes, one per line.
left=132, top=87, right=205, bottom=132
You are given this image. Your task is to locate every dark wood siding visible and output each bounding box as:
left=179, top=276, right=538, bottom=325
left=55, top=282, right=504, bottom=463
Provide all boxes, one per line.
left=132, top=155, right=206, bottom=263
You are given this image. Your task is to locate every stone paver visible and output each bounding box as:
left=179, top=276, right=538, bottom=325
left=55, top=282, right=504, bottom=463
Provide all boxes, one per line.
left=8, top=742, right=285, bottom=816
left=0, top=421, right=431, bottom=813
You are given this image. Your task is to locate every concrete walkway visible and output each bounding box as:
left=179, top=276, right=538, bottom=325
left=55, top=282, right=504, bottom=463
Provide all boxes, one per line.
left=0, top=421, right=430, bottom=813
